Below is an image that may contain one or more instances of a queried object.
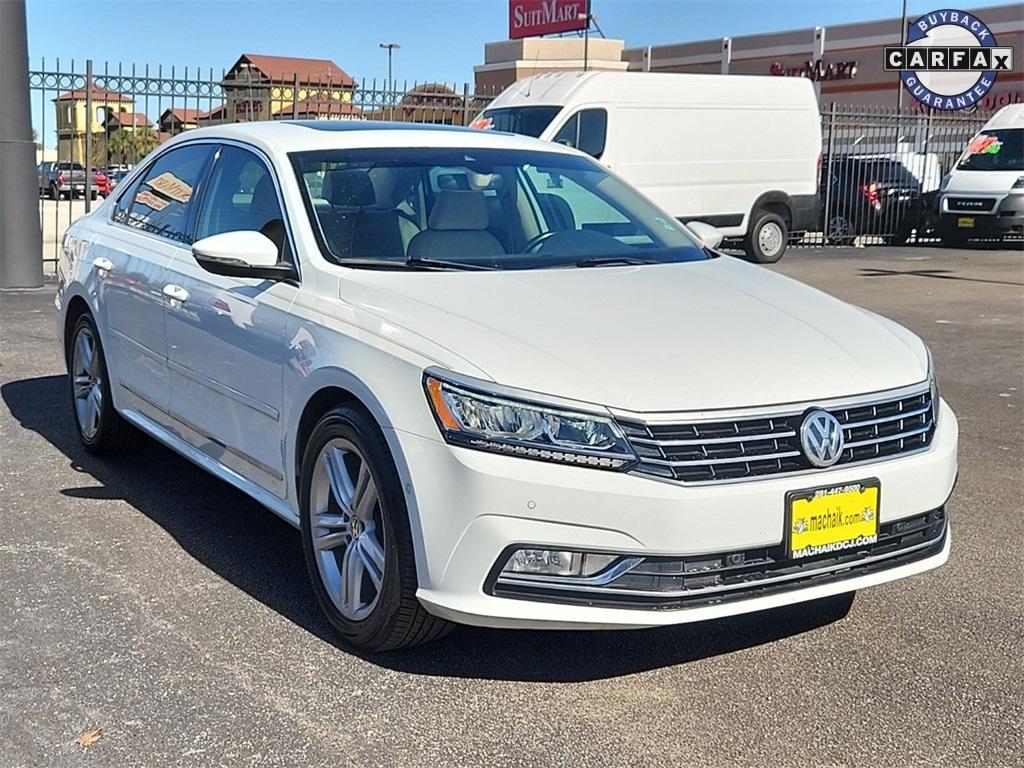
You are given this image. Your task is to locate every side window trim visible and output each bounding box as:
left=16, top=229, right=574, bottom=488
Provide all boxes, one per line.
left=186, top=144, right=224, bottom=244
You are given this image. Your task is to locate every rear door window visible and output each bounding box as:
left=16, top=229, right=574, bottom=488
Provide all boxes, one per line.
left=124, top=144, right=215, bottom=244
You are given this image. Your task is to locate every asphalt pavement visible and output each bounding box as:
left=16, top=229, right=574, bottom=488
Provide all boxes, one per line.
left=1, top=244, right=1021, bottom=767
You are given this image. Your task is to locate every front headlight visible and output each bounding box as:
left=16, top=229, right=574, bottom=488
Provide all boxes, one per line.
left=423, top=371, right=636, bottom=470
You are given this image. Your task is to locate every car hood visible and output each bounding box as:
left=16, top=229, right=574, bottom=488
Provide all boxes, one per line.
left=340, top=257, right=928, bottom=413
left=945, top=169, right=1023, bottom=194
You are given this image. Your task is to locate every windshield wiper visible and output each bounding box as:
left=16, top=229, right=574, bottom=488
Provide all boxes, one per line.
left=335, top=258, right=492, bottom=271
left=405, top=257, right=494, bottom=271
left=574, top=256, right=662, bottom=268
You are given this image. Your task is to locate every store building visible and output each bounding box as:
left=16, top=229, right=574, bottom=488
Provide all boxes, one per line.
left=476, top=3, right=1023, bottom=112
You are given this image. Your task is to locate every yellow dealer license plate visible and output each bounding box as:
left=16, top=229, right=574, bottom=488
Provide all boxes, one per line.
left=957, top=216, right=975, bottom=228
left=786, top=480, right=880, bottom=559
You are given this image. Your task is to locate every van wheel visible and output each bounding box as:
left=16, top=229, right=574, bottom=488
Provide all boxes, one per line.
left=299, top=405, right=453, bottom=652
left=744, top=210, right=788, bottom=263
left=48, top=182, right=59, bottom=200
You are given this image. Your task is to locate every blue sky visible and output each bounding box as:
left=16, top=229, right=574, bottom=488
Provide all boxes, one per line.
left=28, top=0, right=968, bottom=85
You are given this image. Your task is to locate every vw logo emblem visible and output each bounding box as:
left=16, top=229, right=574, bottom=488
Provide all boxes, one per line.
left=800, top=409, right=845, bottom=468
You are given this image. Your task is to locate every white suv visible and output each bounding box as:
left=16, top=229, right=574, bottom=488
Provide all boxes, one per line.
left=56, top=122, right=957, bottom=651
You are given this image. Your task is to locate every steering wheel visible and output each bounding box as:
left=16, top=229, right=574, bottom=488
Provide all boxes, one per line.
left=522, top=231, right=559, bottom=253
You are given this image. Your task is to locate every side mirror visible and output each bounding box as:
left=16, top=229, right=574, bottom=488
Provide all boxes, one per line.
left=686, top=221, right=725, bottom=250
left=191, top=231, right=295, bottom=281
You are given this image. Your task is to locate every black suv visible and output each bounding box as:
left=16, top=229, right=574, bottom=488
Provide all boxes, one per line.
left=820, top=158, right=922, bottom=245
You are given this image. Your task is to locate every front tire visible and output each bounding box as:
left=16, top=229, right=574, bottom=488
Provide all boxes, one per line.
left=299, top=405, right=452, bottom=651
left=744, top=209, right=788, bottom=263
left=67, top=314, right=142, bottom=455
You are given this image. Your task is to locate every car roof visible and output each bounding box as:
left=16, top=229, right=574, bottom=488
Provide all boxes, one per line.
left=159, top=119, right=578, bottom=158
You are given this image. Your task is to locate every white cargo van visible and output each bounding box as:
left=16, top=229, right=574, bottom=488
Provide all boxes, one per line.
left=937, top=104, right=1024, bottom=246
left=473, top=71, right=821, bottom=262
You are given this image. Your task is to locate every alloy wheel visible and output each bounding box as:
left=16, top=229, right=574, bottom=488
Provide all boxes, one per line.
left=309, top=438, right=386, bottom=621
left=828, top=215, right=853, bottom=243
left=72, top=326, right=103, bottom=440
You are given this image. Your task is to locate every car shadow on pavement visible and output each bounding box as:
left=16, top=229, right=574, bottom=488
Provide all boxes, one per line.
left=3, top=374, right=855, bottom=683
left=858, top=266, right=1024, bottom=287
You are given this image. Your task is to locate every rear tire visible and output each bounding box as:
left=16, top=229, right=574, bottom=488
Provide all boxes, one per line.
left=67, top=314, right=143, bottom=455
left=299, top=404, right=453, bottom=652
left=744, top=210, right=788, bottom=263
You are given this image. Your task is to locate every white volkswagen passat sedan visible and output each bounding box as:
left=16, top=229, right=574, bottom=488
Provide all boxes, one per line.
left=56, top=122, right=957, bottom=651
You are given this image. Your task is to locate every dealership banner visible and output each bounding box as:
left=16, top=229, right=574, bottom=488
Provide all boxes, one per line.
left=509, top=0, right=589, bottom=40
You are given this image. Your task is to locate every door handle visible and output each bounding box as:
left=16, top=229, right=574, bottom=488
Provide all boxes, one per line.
left=92, top=257, right=113, bottom=275
left=162, top=284, right=190, bottom=304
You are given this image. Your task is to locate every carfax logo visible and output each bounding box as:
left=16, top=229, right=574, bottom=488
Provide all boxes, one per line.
left=884, top=9, right=1014, bottom=110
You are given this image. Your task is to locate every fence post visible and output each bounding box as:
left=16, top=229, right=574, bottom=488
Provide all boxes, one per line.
left=462, top=83, right=471, bottom=126
left=0, top=0, right=43, bottom=289
left=292, top=73, right=300, bottom=120
left=823, top=102, right=837, bottom=244
left=84, top=59, right=93, bottom=213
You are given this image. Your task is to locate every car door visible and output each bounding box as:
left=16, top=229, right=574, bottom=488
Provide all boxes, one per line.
left=163, top=143, right=298, bottom=497
left=98, top=144, right=216, bottom=422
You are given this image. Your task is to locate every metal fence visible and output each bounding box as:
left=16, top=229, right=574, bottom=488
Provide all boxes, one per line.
left=31, top=58, right=498, bottom=268
left=30, top=59, right=997, bottom=269
left=804, top=104, right=992, bottom=247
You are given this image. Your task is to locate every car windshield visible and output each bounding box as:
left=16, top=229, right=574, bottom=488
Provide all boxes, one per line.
left=291, top=147, right=708, bottom=271
left=955, top=129, right=1024, bottom=172
left=475, top=106, right=561, bottom=137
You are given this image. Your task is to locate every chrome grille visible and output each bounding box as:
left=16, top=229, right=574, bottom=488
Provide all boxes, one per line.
left=620, top=388, right=936, bottom=484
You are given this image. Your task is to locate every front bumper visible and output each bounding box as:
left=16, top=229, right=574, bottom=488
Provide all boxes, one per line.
left=939, top=193, right=1024, bottom=238
left=939, top=211, right=1024, bottom=238
left=396, top=400, right=958, bottom=630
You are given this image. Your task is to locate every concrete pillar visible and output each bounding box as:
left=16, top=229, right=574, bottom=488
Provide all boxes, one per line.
left=0, top=0, right=44, bottom=289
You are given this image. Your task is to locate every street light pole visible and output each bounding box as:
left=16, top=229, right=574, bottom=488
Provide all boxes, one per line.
left=379, top=43, right=400, bottom=121
left=577, top=12, right=599, bottom=72
left=578, top=13, right=590, bottom=72
left=0, top=0, right=44, bottom=289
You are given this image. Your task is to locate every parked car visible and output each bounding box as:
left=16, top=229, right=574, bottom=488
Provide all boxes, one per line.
left=105, top=168, right=131, bottom=190
left=820, top=157, right=922, bottom=245
left=37, top=162, right=108, bottom=199
left=92, top=168, right=112, bottom=197
left=937, top=103, right=1024, bottom=246
left=56, top=122, right=956, bottom=651
left=472, top=71, right=822, bottom=263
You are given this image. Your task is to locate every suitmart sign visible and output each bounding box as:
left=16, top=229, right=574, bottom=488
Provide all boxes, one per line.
left=509, top=0, right=589, bottom=40
left=884, top=8, right=1014, bottom=110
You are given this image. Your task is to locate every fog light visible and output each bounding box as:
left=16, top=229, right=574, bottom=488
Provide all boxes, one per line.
left=502, top=549, right=617, bottom=577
